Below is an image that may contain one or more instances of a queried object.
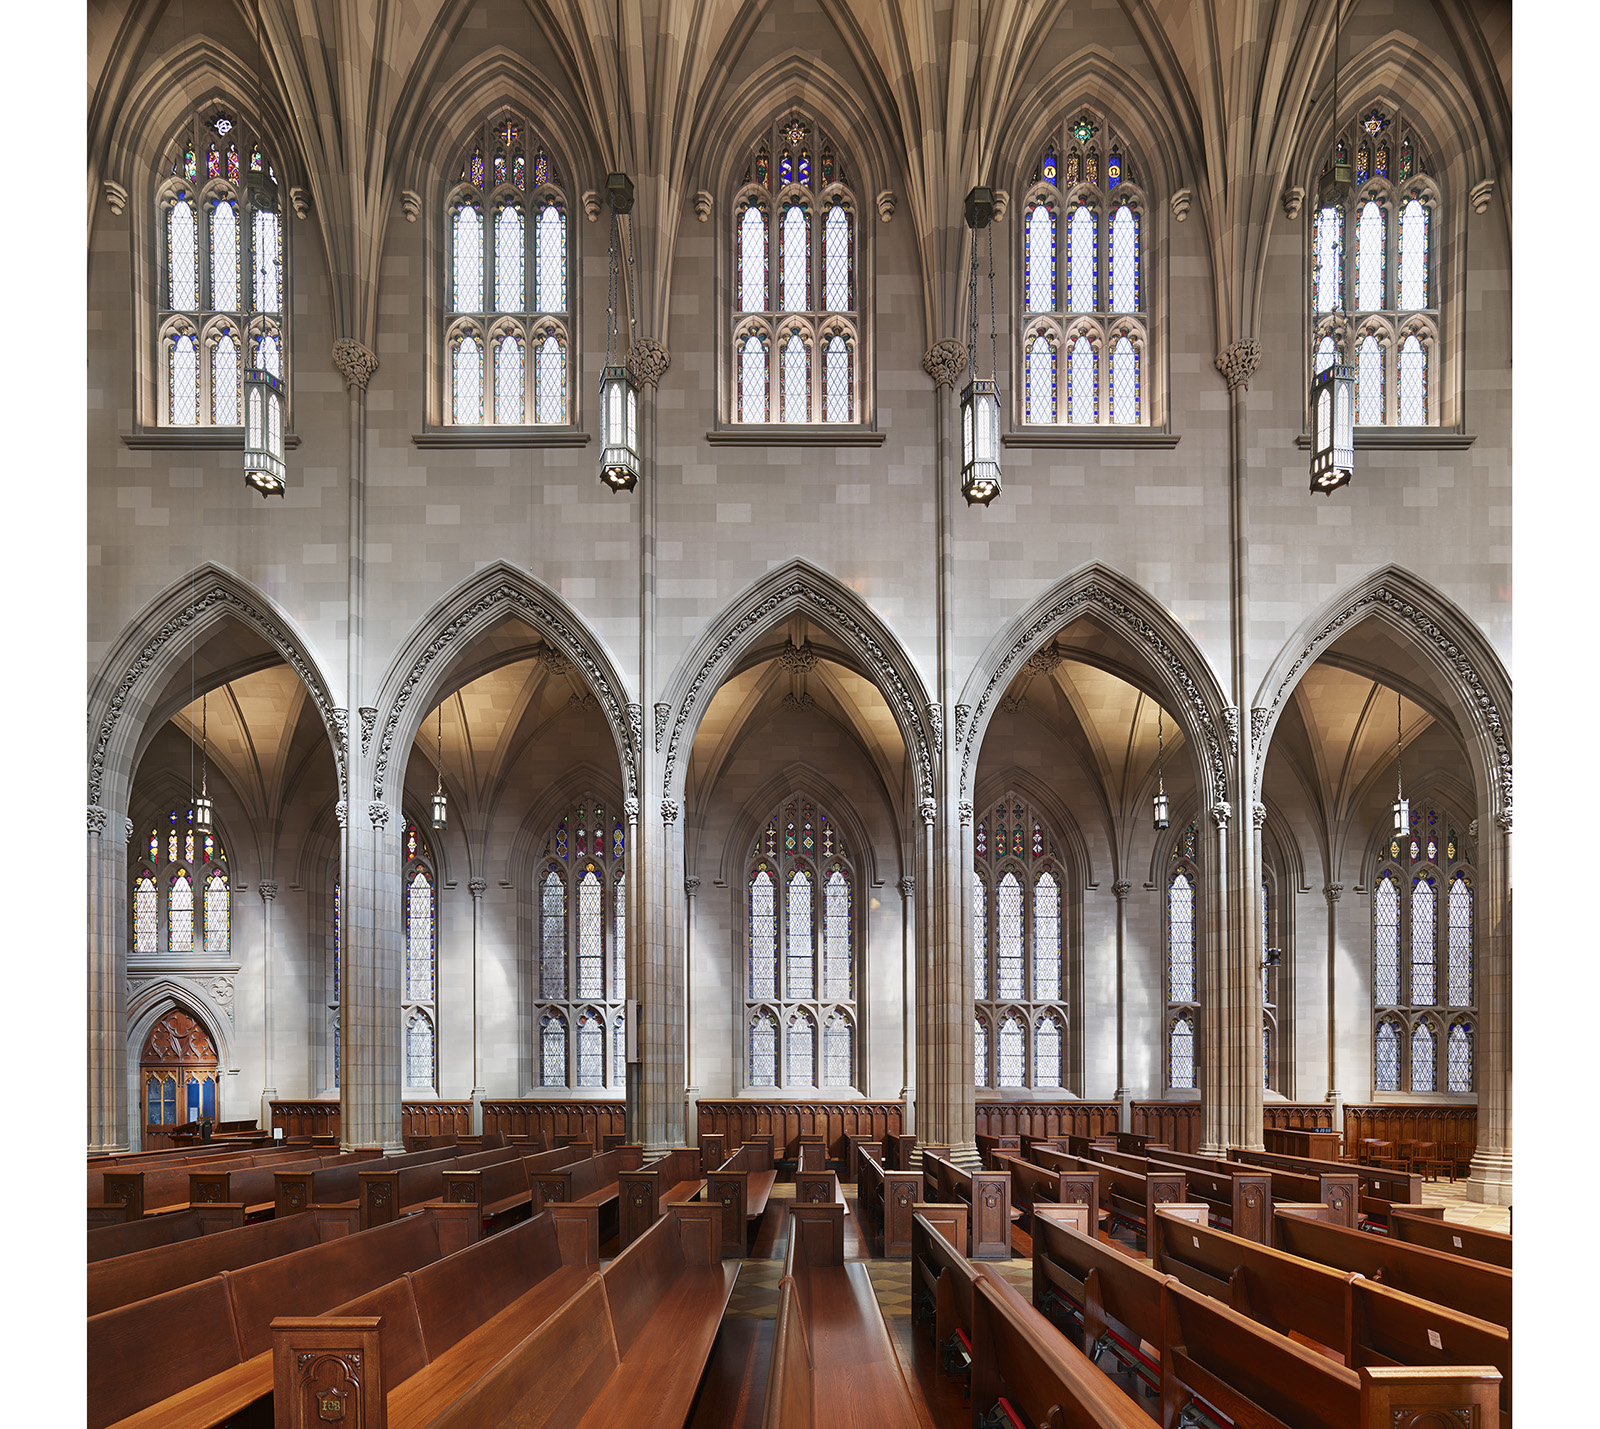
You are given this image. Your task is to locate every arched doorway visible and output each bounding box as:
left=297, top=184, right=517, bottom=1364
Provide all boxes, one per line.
left=140, top=1007, right=219, bottom=1149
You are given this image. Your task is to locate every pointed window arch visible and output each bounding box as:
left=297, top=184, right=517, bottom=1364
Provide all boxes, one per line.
left=406, top=1011, right=436, bottom=1089
left=1167, top=825, right=1201, bottom=1090
left=1034, top=1009, right=1065, bottom=1088
left=541, top=1009, right=569, bottom=1086
left=823, top=1010, right=853, bottom=1087
left=997, top=1012, right=1026, bottom=1086
left=131, top=807, right=230, bottom=961
left=749, top=1009, right=779, bottom=1085
left=1169, top=1010, right=1196, bottom=1091
left=403, top=822, right=438, bottom=1091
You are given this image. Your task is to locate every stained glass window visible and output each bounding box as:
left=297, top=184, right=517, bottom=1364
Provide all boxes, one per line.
left=134, top=876, right=158, bottom=954
left=1110, top=336, right=1139, bottom=423
left=614, top=1012, right=626, bottom=1080
left=750, top=1010, right=778, bottom=1084
left=787, top=869, right=815, bottom=998
left=210, top=200, right=239, bottom=310
left=1410, top=1020, right=1436, bottom=1092
left=614, top=873, right=626, bottom=997
left=453, top=335, right=483, bottom=424
left=740, top=333, right=768, bottom=422
left=204, top=871, right=229, bottom=953
left=1109, top=205, right=1139, bottom=312
left=577, top=1008, right=604, bottom=1087
left=1398, top=199, right=1428, bottom=310
left=168, top=199, right=198, bottom=310
left=782, top=332, right=809, bottom=422
left=1357, top=335, right=1384, bottom=425
left=535, top=204, right=565, bottom=312
left=170, top=334, right=199, bottom=424
left=541, top=868, right=567, bottom=997
left=1375, top=1016, right=1401, bottom=1091
left=1032, top=872, right=1061, bottom=999
left=406, top=870, right=435, bottom=1001
left=1374, top=872, right=1400, bottom=1003
left=534, top=331, right=565, bottom=423
left=781, top=204, right=810, bottom=311
left=406, top=1012, right=435, bottom=1087
left=996, top=872, right=1024, bottom=999
left=1168, top=870, right=1196, bottom=1003
left=1411, top=874, right=1436, bottom=1006
left=823, top=202, right=851, bottom=311
left=823, top=870, right=851, bottom=999
left=1397, top=335, right=1426, bottom=425
left=821, top=334, right=851, bottom=421
left=1447, top=873, right=1472, bottom=1006
left=740, top=203, right=767, bottom=311
left=787, top=1009, right=816, bottom=1087
left=541, top=1010, right=568, bottom=1085
left=1355, top=201, right=1385, bottom=311
left=1026, top=203, right=1056, bottom=312
left=495, top=204, right=524, bottom=312
left=170, top=871, right=194, bottom=952
left=1067, top=335, right=1096, bottom=422
left=823, top=1011, right=853, bottom=1086
left=211, top=333, right=239, bottom=425
left=1169, top=1012, right=1195, bottom=1090
left=577, top=867, right=603, bottom=997
left=973, top=874, right=989, bottom=999
left=998, top=1013, right=1026, bottom=1086
left=1034, top=1012, right=1063, bottom=1088
left=1066, top=205, right=1096, bottom=312
left=1447, top=1019, right=1473, bottom=1092
left=453, top=205, right=483, bottom=311
left=1026, top=334, right=1056, bottom=422
left=975, top=1015, right=989, bottom=1085
left=252, top=209, right=281, bottom=312
left=495, top=334, right=525, bottom=423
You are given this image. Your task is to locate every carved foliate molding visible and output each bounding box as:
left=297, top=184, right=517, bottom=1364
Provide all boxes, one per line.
left=953, top=704, right=971, bottom=748
left=660, top=799, right=679, bottom=825
left=89, top=580, right=346, bottom=808
left=1324, top=882, right=1343, bottom=903
left=1214, top=340, right=1262, bottom=391
left=468, top=877, right=488, bottom=897
left=208, top=975, right=235, bottom=1019
left=653, top=704, right=670, bottom=751
left=332, top=339, right=379, bottom=392
left=258, top=880, right=279, bottom=901
left=88, top=804, right=109, bottom=836
left=921, top=339, right=967, bottom=389
left=126, top=817, right=134, bottom=840
left=1112, top=879, right=1132, bottom=900
left=926, top=702, right=942, bottom=755
left=358, top=707, right=377, bottom=755
left=1250, top=707, right=1272, bottom=763
left=897, top=876, right=915, bottom=898
left=918, top=797, right=938, bottom=826
left=781, top=692, right=816, bottom=712
left=1495, top=809, right=1512, bottom=833
left=372, top=581, right=638, bottom=804
left=998, top=692, right=1025, bottom=715
left=1221, top=705, right=1240, bottom=751
left=1210, top=801, right=1232, bottom=829
left=626, top=703, right=644, bottom=762
left=368, top=802, right=390, bottom=829
left=1024, top=645, right=1062, bottom=679
left=632, top=338, right=671, bottom=387
left=958, top=800, right=973, bottom=826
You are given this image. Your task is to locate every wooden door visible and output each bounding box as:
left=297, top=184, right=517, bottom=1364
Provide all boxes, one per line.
left=140, top=1008, right=219, bottom=1150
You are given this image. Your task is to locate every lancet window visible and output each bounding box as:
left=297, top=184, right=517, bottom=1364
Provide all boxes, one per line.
left=1167, top=822, right=1201, bottom=1090
left=403, top=822, right=437, bottom=1092
left=131, top=807, right=230, bottom=960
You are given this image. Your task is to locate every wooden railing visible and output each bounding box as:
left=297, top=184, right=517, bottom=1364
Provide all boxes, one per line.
left=695, top=1100, right=902, bottom=1161
left=1343, top=1104, right=1477, bottom=1165
left=973, top=1101, right=1120, bottom=1141
left=1264, top=1103, right=1337, bottom=1131
left=269, top=1101, right=340, bottom=1139
left=1131, top=1100, right=1202, bottom=1152
left=270, top=1099, right=611, bottom=1147
left=481, top=1100, right=626, bottom=1149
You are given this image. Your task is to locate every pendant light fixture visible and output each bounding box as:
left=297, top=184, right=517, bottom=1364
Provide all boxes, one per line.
left=1309, top=0, right=1354, bottom=495
left=1152, top=704, right=1170, bottom=830
left=1391, top=686, right=1407, bottom=838
left=194, top=691, right=215, bottom=832
left=431, top=703, right=448, bottom=830
left=243, top=0, right=286, bottom=497
left=598, top=0, right=640, bottom=492
left=960, top=0, right=1001, bottom=506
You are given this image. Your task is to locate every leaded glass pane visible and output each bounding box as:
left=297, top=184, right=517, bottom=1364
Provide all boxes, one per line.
left=170, top=871, right=194, bottom=951
left=407, top=871, right=435, bottom=1001
left=535, top=204, right=565, bottom=312
left=1374, top=872, right=1400, bottom=1003
left=1397, top=336, right=1426, bottom=425
left=1314, top=206, right=1342, bottom=313
left=1356, top=201, right=1385, bottom=311
left=171, top=335, right=199, bottom=424
left=1315, top=335, right=1336, bottom=375
left=1170, top=1013, right=1194, bottom=1089
left=204, top=872, right=229, bottom=953
left=134, top=876, right=157, bottom=954
left=1357, top=335, right=1383, bottom=425
left=1447, top=874, right=1472, bottom=1006
left=211, top=200, right=238, bottom=310
left=1067, top=205, right=1096, bottom=312
left=740, top=335, right=768, bottom=422
left=577, top=1009, right=603, bottom=1087
left=613, top=1013, right=626, bottom=1083
left=823, top=202, right=851, bottom=310
left=996, top=873, right=1024, bottom=999
left=1398, top=199, right=1428, bottom=310
left=541, top=1011, right=568, bottom=1085
left=1033, top=872, right=1061, bottom=999
left=541, top=869, right=567, bottom=998
left=252, top=209, right=281, bottom=312
left=787, top=1010, right=816, bottom=1087
left=332, top=880, right=340, bottom=1005
left=1447, top=1020, right=1473, bottom=1092
left=1068, top=336, right=1095, bottom=422
left=169, top=200, right=197, bottom=309
left=782, top=334, right=808, bottom=421
left=1034, top=1013, right=1062, bottom=1088
left=495, top=204, right=524, bottom=312
left=1411, top=874, right=1436, bottom=1005
left=823, top=1011, right=852, bottom=1086
left=1410, top=1021, right=1436, bottom=1092
left=781, top=204, right=810, bottom=310
left=823, top=870, right=851, bottom=999
left=614, top=874, right=626, bottom=998
left=749, top=867, right=777, bottom=998
left=1375, top=1017, right=1401, bottom=1090
left=211, top=334, right=239, bottom=424
left=975, top=1016, right=988, bottom=1086
left=1109, top=205, right=1139, bottom=311
left=787, top=869, right=815, bottom=999
left=578, top=869, right=603, bottom=997
left=255, top=332, right=281, bottom=378
left=495, top=335, right=525, bottom=422
left=453, top=337, right=483, bottom=424
left=1025, top=203, right=1055, bottom=312
left=1110, top=337, right=1138, bottom=423
left=533, top=333, right=564, bottom=422
left=1026, top=336, right=1055, bottom=422
left=973, top=874, right=988, bottom=999
left=1168, top=871, right=1195, bottom=1002
left=750, top=1011, right=777, bottom=1084
left=453, top=205, right=483, bottom=311
left=407, top=1013, right=434, bottom=1088
left=998, top=1013, right=1025, bottom=1086
left=823, top=336, right=851, bottom=421
left=739, top=204, right=767, bottom=311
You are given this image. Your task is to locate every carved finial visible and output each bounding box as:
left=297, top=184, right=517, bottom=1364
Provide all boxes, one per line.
left=693, top=190, right=714, bottom=222
left=1469, top=179, right=1495, bottom=215
left=632, top=337, right=671, bottom=387
left=1170, top=187, right=1192, bottom=222
left=918, top=796, right=938, bottom=826
left=1281, top=185, right=1304, bottom=220
left=1112, top=879, right=1133, bottom=900
left=922, top=339, right=967, bottom=389
left=660, top=798, right=680, bottom=825
left=400, top=188, right=421, bottom=222
left=258, top=880, right=279, bottom=901
left=332, top=338, right=379, bottom=392
left=102, top=180, right=128, bottom=216
left=582, top=190, right=602, bottom=222
left=468, top=877, right=488, bottom=897
left=1214, top=340, right=1262, bottom=392
left=876, top=190, right=896, bottom=222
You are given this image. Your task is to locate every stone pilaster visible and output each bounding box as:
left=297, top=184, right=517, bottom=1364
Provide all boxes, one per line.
left=1112, top=879, right=1132, bottom=1126
left=468, top=877, right=487, bottom=1131
left=1467, top=811, right=1512, bottom=1203
left=88, top=805, right=130, bottom=1151
left=897, top=875, right=915, bottom=1120
left=1323, top=883, right=1343, bottom=1105
left=258, top=880, right=279, bottom=1127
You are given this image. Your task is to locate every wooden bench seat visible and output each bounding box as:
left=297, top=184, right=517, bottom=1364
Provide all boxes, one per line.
left=88, top=1202, right=247, bottom=1262
left=975, top=1131, right=1021, bottom=1168
left=187, top=1148, right=381, bottom=1219
left=706, top=1139, right=778, bottom=1258
left=1389, top=1207, right=1512, bottom=1267
left=1134, top=1144, right=1360, bottom=1229
left=1096, top=1147, right=1274, bottom=1244
left=95, top=1146, right=329, bottom=1222
left=1033, top=1147, right=1187, bottom=1252
left=359, top=1142, right=545, bottom=1228
left=992, top=1151, right=1101, bottom=1232
left=908, top=1207, right=972, bottom=1375
left=432, top=1141, right=594, bottom=1233
left=855, top=1147, right=921, bottom=1259
left=920, top=1148, right=1013, bottom=1259
left=274, top=1143, right=466, bottom=1219
left=617, top=1147, right=705, bottom=1248
left=883, top=1130, right=916, bottom=1170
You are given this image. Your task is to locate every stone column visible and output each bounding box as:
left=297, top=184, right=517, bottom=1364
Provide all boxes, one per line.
left=1323, top=882, right=1343, bottom=1115
left=1112, top=879, right=1132, bottom=1131
left=1467, top=812, right=1512, bottom=1203
left=641, top=799, right=687, bottom=1151
left=341, top=799, right=404, bottom=1150
left=88, top=806, right=131, bottom=1151
left=468, top=877, right=487, bottom=1134
left=683, top=875, right=699, bottom=1139
left=258, top=880, right=279, bottom=1129
left=897, top=875, right=915, bottom=1129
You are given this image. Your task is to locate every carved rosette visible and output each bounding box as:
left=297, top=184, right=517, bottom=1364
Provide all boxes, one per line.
left=209, top=975, right=236, bottom=1019
left=468, top=878, right=488, bottom=898
left=632, top=338, right=671, bottom=387
left=921, top=339, right=968, bottom=389
left=918, top=797, right=938, bottom=826
left=660, top=799, right=679, bottom=825
left=368, top=802, right=391, bottom=830
left=1214, top=339, right=1262, bottom=391
left=332, top=338, right=379, bottom=392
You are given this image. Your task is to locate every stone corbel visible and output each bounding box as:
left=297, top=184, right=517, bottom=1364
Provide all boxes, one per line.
left=1469, top=179, right=1495, bottom=215
left=1170, top=188, right=1192, bottom=222
left=102, top=180, right=129, bottom=216
left=1281, top=186, right=1304, bottom=221
left=693, top=190, right=713, bottom=222
left=876, top=190, right=896, bottom=222
left=582, top=191, right=602, bottom=222
left=332, top=339, right=379, bottom=393
left=400, top=189, right=421, bottom=222
left=1214, top=340, right=1262, bottom=392
left=289, top=187, right=309, bottom=220
left=632, top=338, right=671, bottom=387
left=991, top=189, right=1009, bottom=222
left=921, top=340, right=968, bottom=389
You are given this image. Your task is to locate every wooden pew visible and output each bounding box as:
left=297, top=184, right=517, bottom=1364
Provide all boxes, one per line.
left=797, top=1134, right=827, bottom=1172
left=706, top=1138, right=778, bottom=1258
left=86, top=1203, right=481, bottom=1429
left=698, top=1132, right=726, bottom=1172
left=909, top=1208, right=972, bottom=1376
left=271, top=1203, right=602, bottom=1429
left=1232, top=1144, right=1424, bottom=1229
left=421, top=1204, right=737, bottom=1429
left=95, top=1146, right=329, bottom=1222
left=1034, top=1146, right=1188, bottom=1251
left=87, top=1202, right=247, bottom=1262
left=188, top=1148, right=382, bottom=1220
left=272, top=1143, right=466, bottom=1219
left=794, top=1166, right=847, bottom=1207
left=971, top=1264, right=1163, bottom=1429
left=884, top=1130, right=916, bottom=1170
left=761, top=1201, right=922, bottom=1427
left=919, top=1148, right=1013, bottom=1259
left=87, top=1141, right=277, bottom=1207
left=1274, top=1207, right=1513, bottom=1329
left=616, top=1147, right=705, bottom=1248
left=992, top=1151, right=1100, bottom=1231
left=359, top=1142, right=547, bottom=1229
left=437, top=1139, right=598, bottom=1235
left=855, top=1147, right=922, bottom=1259
left=1094, top=1147, right=1274, bottom=1244
left=1158, top=1277, right=1501, bottom=1429
left=1132, top=1144, right=1360, bottom=1230
left=1390, top=1207, right=1512, bottom=1268
left=1019, top=1132, right=1070, bottom=1161
left=849, top=1136, right=882, bottom=1184
left=975, top=1131, right=1021, bottom=1168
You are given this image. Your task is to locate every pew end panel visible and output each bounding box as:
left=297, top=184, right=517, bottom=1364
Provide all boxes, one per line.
left=548, top=1201, right=602, bottom=1264
left=852, top=1139, right=882, bottom=1184
left=311, top=1204, right=362, bottom=1239
left=913, top=1203, right=967, bottom=1256
left=1320, top=1173, right=1361, bottom=1229
left=1357, top=1365, right=1502, bottom=1428
left=270, top=1316, right=385, bottom=1429
left=970, top=1169, right=1014, bottom=1260
left=787, top=1202, right=846, bottom=1265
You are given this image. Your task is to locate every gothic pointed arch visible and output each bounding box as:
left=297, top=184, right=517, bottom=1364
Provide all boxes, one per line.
left=658, top=559, right=935, bottom=809
left=954, top=563, right=1230, bottom=811
left=368, top=562, right=638, bottom=810
left=714, top=762, right=887, bottom=893
left=506, top=763, right=627, bottom=890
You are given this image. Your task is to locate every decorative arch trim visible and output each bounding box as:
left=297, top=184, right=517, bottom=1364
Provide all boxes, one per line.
left=127, top=983, right=237, bottom=1076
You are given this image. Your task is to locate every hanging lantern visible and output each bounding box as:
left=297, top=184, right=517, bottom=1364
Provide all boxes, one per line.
left=244, top=366, right=286, bottom=496
left=960, top=377, right=1001, bottom=506
left=1152, top=786, right=1170, bottom=831
left=1152, top=706, right=1170, bottom=830
left=432, top=785, right=448, bottom=830
left=1308, top=361, right=1354, bottom=494
left=1392, top=795, right=1408, bottom=838
left=599, top=363, right=640, bottom=492
left=195, top=693, right=214, bottom=831
left=431, top=705, right=448, bottom=830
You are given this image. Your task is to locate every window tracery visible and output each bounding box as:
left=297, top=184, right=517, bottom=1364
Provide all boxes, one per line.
left=1167, top=823, right=1200, bottom=1090
left=130, top=807, right=229, bottom=959
left=403, top=822, right=437, bottom=1091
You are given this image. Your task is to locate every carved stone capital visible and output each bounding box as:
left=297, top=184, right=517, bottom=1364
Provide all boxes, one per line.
left=684, top=876, right=701, bottom=895
left=625, top=795, right=640, bottom=822
left=468, top=877, right=488, bottom=898
left=922, top=339, right=968, bottom=389
left=1112, top=879, right=1133, bottom=901
left=102, top=180, right=129, bottom=216
left=368, top=801, right=391, bottom=829
left=582, top=190, right=601, bottom=222
left=1209, top=800, right=1232, bottom=829
left=958, top=800, right=973, bottom=826
left=289, top=186, right=309, bottom=220
left=660, top=798, right=679, bottom=825
left=1495, top=809, right=1512, bottom=833
left=1281, top=185, right=1305, bottom=220
left=1252, top=802, right=1267, bottom=829
left=332, top=338, right=379, bottom=392
left=998, top=691, right=1025, bottom=715
left=1215, top=340, right=1262, bottom=391
left=897, top=876, right=915, bottom=899
left=1469, top=179, right=1495, bottom=214
left=258, top=880, right=279, bottom=902
left=88, top=804, right=109, bottom=836
left=991, top=189, right=1009, bottom=222
left=918, top=796, right=938, bottom=826
left=335, top=800, right=348, bottom=828
left=1170, top=187, right=1192, bottom=222
left=400, top=189, right=421, bottom=222
left=779, top=640, right=817, bottom=672
left=632, top=337, right=671, bottom=387
left=693, top=190, right=714, bottom=222
left=876, top=189, right=896, bottom=223
left=1324, top=882, right=1344, bottom=903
